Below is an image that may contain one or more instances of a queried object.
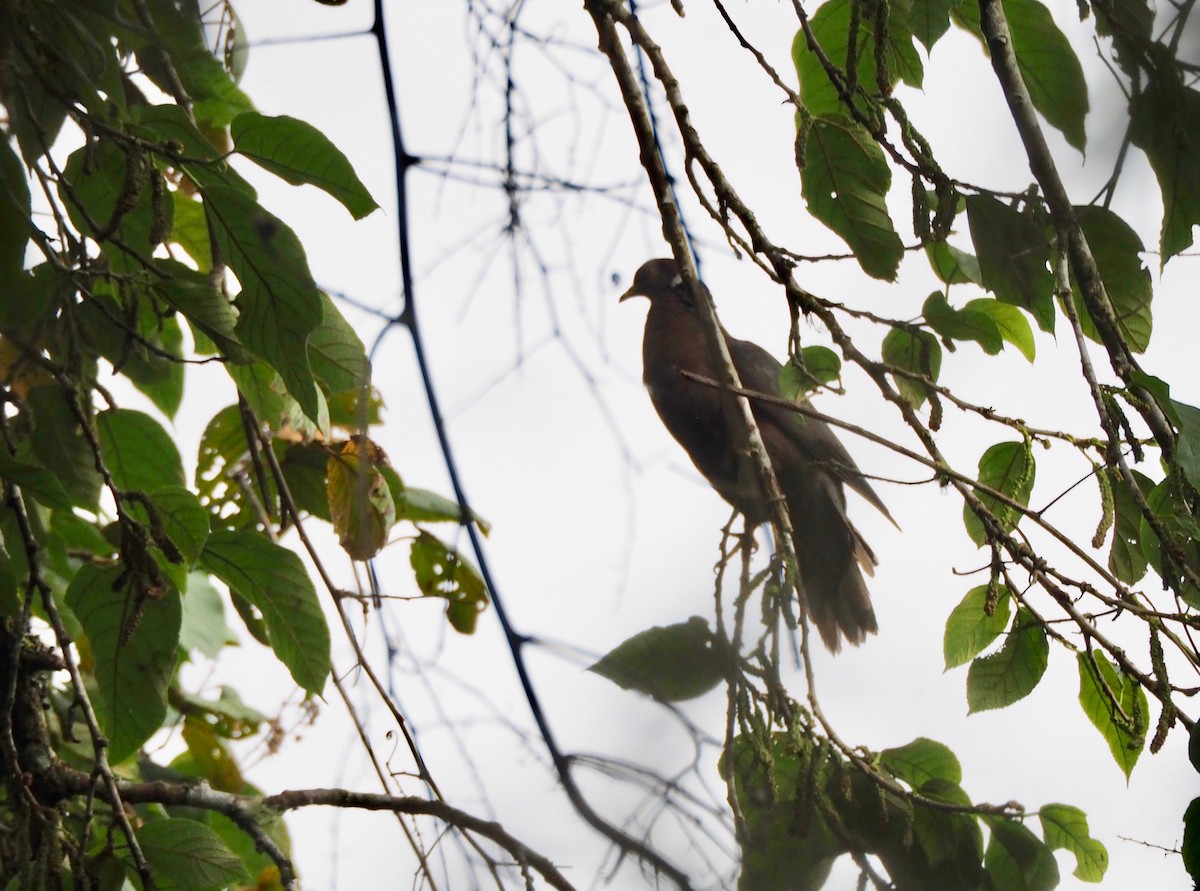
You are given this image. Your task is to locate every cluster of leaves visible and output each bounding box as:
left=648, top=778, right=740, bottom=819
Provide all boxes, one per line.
left=0, top=1, right=487, bottom=888
left=591, top=614, right=1110, bottom=891
left=725, top=733, right=1105, bottom=891
left=789, top=0, right=1200, bottom=878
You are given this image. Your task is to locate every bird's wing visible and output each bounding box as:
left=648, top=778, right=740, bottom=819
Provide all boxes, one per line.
left=727, top=335, right=898, bottom=528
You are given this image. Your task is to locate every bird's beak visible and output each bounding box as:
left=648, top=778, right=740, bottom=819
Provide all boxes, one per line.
left=618, top=285, right=642, bottom=303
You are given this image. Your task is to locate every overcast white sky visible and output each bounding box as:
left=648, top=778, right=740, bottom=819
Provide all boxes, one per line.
left=168, top=1, right=1200, bottom=888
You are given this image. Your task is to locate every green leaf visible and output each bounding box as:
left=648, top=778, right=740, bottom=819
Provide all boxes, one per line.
left=25, top=385, right=103, bottom=511
left=136, top=0, right=254, bottom=129
left=229, top=591, right=270, bottom=648
left=179, top=572, right=237, bottom=659
left=964, top=440, right=1036, bottom=547
left=144, top=486, right=210, bottom=566
left=409, top=531, right=489, bottom=634
left=199, top=531, right=330, bottom=694
left=963, top=298, right=1036, bottom=362
left=52, top=511, right=114, bottom=558
left=135, top=819, right=250, bottom=890
left=880, top=737, right=962, bottom=788
left=97, top=408, right=186, bottom=493
left=800, top=115, right=905, bottom=281
left=1130, top=80, right=1200, bottom=263
left=1077, top=651, right=1147, bottom=780
left=0, top=448, right=73, bottom=512
left=966, top=607, right=1048, bottom=713
left=966, top=194, right=1054, bottom=332
left=281, top=442, right=332, bottom=522
left=75, top=287, right=185, bottom=418
left=911, top=0, right=965, bottom=50
left=1128, top=371, right=1176, bottom=425
left=725, top=733, right=845, bottom=889
left=169, top=191, right=213, bottom=270
left=66, top=564, right=181, bottom=763
left=925, top=239, right=982, bottom=286
left=589, top=617, right=725, bottom=702
left=131, top=104, right=255, bottom=196
left=195, top=404, right=251, bottom=522
left=1039, top=803, right=1108, bottom=881
left=201, top=184, right=323, bottom=421
left=1137, top=479, right=1200, bottom=607
left=780, top=347, right=842, bottom=398
left=154, top=262, right=249, bottom=364
left=2, top=16, right=71, bottom=165
left=953, top=0, right=1088, bottom=151
left=881, top=327, right=941, bottom=409
left=328, top=385, right=384, bottom=431
left=382, top=467, right=490, bottom=534
left=226, top=362, right=288, bottom=428
left=1108, top=470, right=1152, bottom=585
left=793, top=0, right=923, bottom=119
left=1173, top=399, right=1200, bottom=495
left=0, top=262, right=63, bottom=342
left=176, top=717, right=243, bottom=790
left=0, top=137, right=31, bottom=280
left=1072, top=206, right=1152, bottom=354
left=174, top=687, right=265, bottom=739
left=60, top=142, right=170, bottom=274
left=909, top=778, right=984, bottom=876
left=308, top=291, right=370, bottom=395
left=944, top=584, right=1012, bottom=670
left=1184, top=798, right=1200, bottom=885
left=923, top=292, right=1003, bottom=354
left=231, top=113, right=379, bottom=220
left=984, top=815, right=1060, bottom=891
left=326, top=439, right=395, bottom=561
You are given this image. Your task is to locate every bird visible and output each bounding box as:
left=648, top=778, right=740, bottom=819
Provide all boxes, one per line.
left=620, top=257, right=894, bottom=651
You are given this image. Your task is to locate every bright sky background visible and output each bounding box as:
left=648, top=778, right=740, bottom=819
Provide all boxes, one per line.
left=165, top=1, right=1200, bottom=888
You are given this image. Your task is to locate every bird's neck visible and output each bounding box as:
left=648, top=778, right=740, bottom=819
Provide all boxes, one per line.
left=642, top=296, right=725, bottom=386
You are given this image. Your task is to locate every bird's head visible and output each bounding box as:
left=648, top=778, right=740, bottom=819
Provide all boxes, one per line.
left=619, top=258, right=683, bottom=303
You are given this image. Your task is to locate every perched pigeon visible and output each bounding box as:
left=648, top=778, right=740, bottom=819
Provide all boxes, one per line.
left=621, top=258, right=893, bottom=651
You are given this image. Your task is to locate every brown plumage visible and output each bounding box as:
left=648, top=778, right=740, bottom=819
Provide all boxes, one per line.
left=621, top=258, right=893, bottom=651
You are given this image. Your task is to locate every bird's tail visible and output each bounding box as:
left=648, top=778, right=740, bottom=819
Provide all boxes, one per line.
left=787, top=486, right=879, bottom=653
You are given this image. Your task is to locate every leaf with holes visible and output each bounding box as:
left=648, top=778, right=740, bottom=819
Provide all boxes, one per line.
left=327, top=438, right=395, bottom=560
left=410, top=531, right=489, bottom=634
